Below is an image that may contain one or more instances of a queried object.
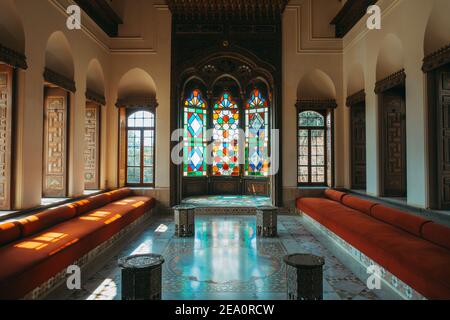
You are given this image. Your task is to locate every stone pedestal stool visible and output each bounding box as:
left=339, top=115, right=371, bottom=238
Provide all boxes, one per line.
left=173, top=205, right=196, bottom=237
left=284, top=253, right=325, bottom=300
left=118, top=254, right=165, bottom=300
left=256, top=206, right=278, bottom=237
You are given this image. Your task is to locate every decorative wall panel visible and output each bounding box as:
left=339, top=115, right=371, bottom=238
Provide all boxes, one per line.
left=43, top=88, right=68, bottom=197
left=0, top=65, right=13, bottom=210
left=84, top=102, right=100, bottom=190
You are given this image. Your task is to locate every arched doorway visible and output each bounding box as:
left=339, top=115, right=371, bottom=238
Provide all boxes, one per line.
left=173, top=51, right=278, bottom=204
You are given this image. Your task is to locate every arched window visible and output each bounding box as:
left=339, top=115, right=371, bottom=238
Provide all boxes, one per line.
left=245, top=89, right=269, bottom=176
left=298, top=111, right=327, bottom=185
left=212, top=92, right=240, bottom=176
left=126, top=110, right=155, bottom=186
left=183, top=89, right=207, bottom=177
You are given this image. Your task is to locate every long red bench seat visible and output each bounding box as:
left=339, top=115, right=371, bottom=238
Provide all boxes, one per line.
left=0, top=188, right=155, bottom=300
left=296, top=189, right=450, bottom=300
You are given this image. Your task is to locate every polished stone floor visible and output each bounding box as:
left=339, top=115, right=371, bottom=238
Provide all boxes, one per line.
left=58, top=214, right=380, bottom=300
left=182, top=195, right=272, bottom=208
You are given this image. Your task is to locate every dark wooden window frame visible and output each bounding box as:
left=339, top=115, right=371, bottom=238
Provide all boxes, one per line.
left=296, top=99, right=337, bottom=188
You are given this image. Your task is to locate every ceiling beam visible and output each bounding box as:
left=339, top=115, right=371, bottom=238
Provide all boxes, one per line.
left=74, top=0, right=123, bottom=37
left=331, top=0, right=378, bottom=38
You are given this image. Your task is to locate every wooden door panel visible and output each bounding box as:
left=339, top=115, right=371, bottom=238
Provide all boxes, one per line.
left=381, top=90, right=406, bottom=197
left=43, top=88, right=68, bottom=198
left=350, top=103, right=366, bottom=189
left=0, top=65, right=13, bottom=210
left=438, top=69, right=450, bottom=208
left=84, top=102, right=100, bottom=190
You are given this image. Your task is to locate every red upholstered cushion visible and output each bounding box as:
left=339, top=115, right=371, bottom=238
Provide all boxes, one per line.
left=0, top=221, right=22, bottom=246
left=71, top=193, right=111, bottom=216
left=341, top=195, right=379, bottom=215
left=18, top=205, right=77, bottom=237
left=422, top=222, right=450, bottom=251
left=106, top=188, right=132, bottom=202
left=324, top=189, right=346, bottom=203
left=370, top=205, right=430, bottom=237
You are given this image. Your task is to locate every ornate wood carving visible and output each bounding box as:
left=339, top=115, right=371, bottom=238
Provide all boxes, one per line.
left=116, top=95, right=158, bottom=109
left=168, top=0, right=288, bottom=22
left=0, top=43, right=27, bottom=70
left=0, top=65, right=13, bottom=209
left=346, top=90, right=365, bottom=107
left=84, top=103, right=100, bottom=190
left=374, top=69, right=406, bottom=94
left=295, top=99, right=338, bottom=111
left=423, top=44, right=450, bottom=73
left=380, top=89, right=406, bottom=197
left=86, top=89, right=106, bottom=106
left=350, top=102, right=366, bottom=190
left=74, top=0, right=123, bottom=37
left=43, top=88, right=68, bottom=197
left=244, top=179, right=270, bottom=196
left=331, top=0, right=378, bottom=38
left=118, top=107, right=127, bottom=187
left=44, top=68, right=76, bottom=93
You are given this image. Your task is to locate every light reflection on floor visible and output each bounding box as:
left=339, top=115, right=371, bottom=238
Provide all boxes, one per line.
left=59, top=215, right=380, bottom=300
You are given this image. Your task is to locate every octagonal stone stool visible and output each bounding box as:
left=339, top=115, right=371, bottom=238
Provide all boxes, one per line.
left=284, top=253, right=325, bottom=300
left=118, top=254, right=165, bottom=300
left=173, top=205, right=196, bottom=237
left=256, top=206, right=278, bottom=237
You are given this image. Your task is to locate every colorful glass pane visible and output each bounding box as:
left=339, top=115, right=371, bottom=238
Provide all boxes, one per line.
left=183, top=90, right=207, bottom=177
left=245, top=89, right=269, bottom=176
left=212, top=93, right=240, bottom=176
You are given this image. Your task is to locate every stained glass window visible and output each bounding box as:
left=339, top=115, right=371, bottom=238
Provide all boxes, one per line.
left=212, top=92, right=240, bottom=176
left=183, top=89, right=207, bottom=177
left=126, top=110, right=155, bottom=186
left=245, top=89, right=269, bottom=176
left=298, top=111, right=327, bottom=185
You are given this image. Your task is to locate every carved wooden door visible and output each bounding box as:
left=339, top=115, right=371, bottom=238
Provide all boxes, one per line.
left=437, top=67, right=450, bottom=209
left=350, top=103, right=366, bottom=190
left=84, top=102, right=100, bottom=190
left=0, top=64, right=13, bottom=209
left=43, top=88, right=68, bottom=197
left=381, top=88, right=406, bottom=197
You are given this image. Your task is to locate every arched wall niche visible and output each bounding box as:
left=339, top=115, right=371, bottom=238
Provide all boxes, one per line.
left=424, top=0, right=450, bottom=56
left=86, top=59, right=105, bottom=97
left=297, top=69, right=337, bottom=100
left=117, top=68, right=157, bottom=103
left=347, top=63, right=365, bottom=97
left=376, top=34, right=404, bottom=81
left=0, top=0, right=25, bottom=54
left=45, top=31, right=75, bottom=80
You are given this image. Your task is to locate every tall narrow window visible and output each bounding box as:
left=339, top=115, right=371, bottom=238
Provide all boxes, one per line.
left=84, top=102, right=101, bottom=190
left=126, top=110, right=155, bottom=186
left=298, top=111, right=327, bottom=185
left=212, top=92, right=240, bottom=176
left=183, top=89, right=207, bottom=177
left=245, top=89, right=269, bottom=177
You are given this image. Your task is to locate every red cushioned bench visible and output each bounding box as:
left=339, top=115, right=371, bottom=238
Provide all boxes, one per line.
left=297, top=189, right=450, bottom=300
left=0, top=188, right=155, bottom=300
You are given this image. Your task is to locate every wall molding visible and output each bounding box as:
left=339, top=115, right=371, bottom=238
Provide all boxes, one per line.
left=346, top=90, right=366, bottom=107
left=296, top=99, right=338, bottom=110
left=0, top=43, right=28, bottom=70
left=374, top=69, right=406, bottom=94
left=43, top=68, right=76, bottom=92
left=115, top=95, right=159, bottom=108
left=422, top=43, right=450, bottom=73
left=86, top=89, right=106, bottom=105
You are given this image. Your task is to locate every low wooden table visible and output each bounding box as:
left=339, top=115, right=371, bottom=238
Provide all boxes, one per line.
left=173, top=205, right=196, bottom=237
left=284, top=253, right=325, bottom=300
left=118, top=254, right=165, bottom=300
left=256, top=206, right=278, bottom=237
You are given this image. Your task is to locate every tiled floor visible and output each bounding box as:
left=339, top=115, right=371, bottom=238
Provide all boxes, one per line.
left=58, top=214, right=380, bottom=300
left=182, top=195, right=272, bottom=207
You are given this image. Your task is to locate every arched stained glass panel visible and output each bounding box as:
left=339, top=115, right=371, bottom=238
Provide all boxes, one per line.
left=212, top=92, right=240, bottom=176
left=183, top=89, right=207, bottom=177
left=245, top=89, right=270, bottom=176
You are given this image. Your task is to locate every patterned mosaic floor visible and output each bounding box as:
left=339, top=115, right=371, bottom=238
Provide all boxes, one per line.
left=57, top=215, right=380, bottom=300
left=182, top=195, right=272, bottom=207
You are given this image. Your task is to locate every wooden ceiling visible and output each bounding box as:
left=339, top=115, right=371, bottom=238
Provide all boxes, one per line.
left=74, top=0, right=123, bottom=37
left=167, top=0, right=289, bottom=21
left=331, top=0, right=378, bottom=38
